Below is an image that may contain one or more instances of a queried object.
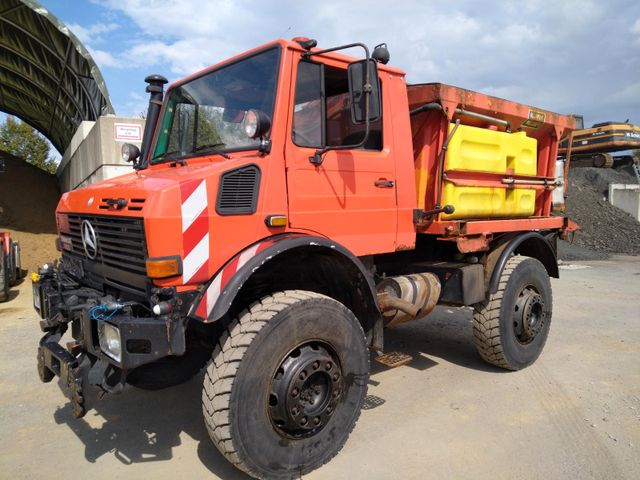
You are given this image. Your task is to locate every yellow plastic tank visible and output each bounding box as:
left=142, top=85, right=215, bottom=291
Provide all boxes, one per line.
left=441, top=124, right=537, bottom=220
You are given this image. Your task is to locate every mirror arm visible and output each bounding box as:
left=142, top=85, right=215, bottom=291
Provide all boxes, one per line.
left=302, top=42, right=370, bottom=60
left=259, top=137, right=272, bottom=155
left=308, top=44, right=373, bottom=166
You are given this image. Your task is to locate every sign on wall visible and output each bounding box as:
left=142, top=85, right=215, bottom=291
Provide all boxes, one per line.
left=114, top=123, right=142, bottom=142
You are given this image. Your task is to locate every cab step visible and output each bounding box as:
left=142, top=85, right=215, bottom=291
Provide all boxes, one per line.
left=374, top=351, right=413, bottom=368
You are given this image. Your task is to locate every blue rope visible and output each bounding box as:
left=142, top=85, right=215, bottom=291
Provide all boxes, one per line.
left=90, top=304, right=120, bottom=322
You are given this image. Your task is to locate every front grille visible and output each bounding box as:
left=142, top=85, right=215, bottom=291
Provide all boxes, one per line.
left=63, top=214, right=147, bottom=275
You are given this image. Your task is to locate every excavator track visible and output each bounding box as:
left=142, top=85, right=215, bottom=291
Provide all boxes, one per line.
left=569, top=153, right=614, bottom=168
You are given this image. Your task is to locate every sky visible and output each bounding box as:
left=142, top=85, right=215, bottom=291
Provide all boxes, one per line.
left=22, top=0, right=640, bottom=152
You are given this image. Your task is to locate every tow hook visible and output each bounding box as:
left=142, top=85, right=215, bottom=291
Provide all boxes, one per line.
left=37, top=335, right=90, bottom=418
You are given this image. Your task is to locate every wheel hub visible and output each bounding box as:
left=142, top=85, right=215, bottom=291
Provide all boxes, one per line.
left=514, top=288, right=545, bottom=343
left=269, top=342, right=342, bottom=438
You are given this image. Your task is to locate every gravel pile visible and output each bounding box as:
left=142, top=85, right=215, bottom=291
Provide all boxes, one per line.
left=560, top=165, right=640, bottom=260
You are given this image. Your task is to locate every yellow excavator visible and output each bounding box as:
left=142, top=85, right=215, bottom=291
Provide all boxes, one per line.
left=558, top=116, right=640, bottom=169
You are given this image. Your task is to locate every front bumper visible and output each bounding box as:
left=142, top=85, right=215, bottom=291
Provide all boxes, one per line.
left=33, top=263, right=188, bottom=370
left=32, top=261, right=193, bottom=416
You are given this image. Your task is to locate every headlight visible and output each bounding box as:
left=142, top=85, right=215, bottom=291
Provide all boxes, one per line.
left=121, top=143, right=141, bottom=163
left=242, top=109, right=271, bottom=139
left=243, top=110, right=259, bottom=138
left=99, top=322, right=122, bottom=362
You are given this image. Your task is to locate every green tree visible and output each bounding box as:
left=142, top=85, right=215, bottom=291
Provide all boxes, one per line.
left=0, top=117, right=58, bottom=173
left=633, top=150, right=640, bottom=163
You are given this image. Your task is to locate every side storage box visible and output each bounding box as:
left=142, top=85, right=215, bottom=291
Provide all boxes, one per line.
left=441, top=124, right=537, bottom=220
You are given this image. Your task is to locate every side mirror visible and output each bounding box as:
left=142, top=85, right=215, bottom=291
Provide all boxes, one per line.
left=348, top=59, right=381, bottom=124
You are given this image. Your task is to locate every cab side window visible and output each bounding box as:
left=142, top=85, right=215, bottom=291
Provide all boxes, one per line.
left=292, top=62, right=322, bottom=148
left=292, top=61, right=382, bottom=150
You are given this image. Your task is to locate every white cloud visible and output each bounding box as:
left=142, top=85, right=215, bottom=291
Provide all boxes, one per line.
left=632, top=18, right=640, bottom=45
left=87, top=0, right=639, bottom=125
left=120, top=38, right=223, bottom=75
left=87, top=47, right=122, bottom=68
left=67, top=22, right=119, bottom=44
left=116, top=91, right=148, bottom=118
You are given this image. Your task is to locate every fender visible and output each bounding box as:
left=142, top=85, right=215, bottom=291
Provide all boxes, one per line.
left=189, top=233, right=379, bottom=324
left=488, top=231, right=559, bottom=295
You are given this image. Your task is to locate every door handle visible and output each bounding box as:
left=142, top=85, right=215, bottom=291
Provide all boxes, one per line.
left=374, top=180, right=395, bottom=188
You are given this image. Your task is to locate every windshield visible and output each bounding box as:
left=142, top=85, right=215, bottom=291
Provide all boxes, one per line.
left=151, top=47, right=280, bottom=163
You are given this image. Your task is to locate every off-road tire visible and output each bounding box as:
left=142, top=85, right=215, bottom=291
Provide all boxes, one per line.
left=7, top=239, right=16, bottom=286
left=202, top=290, right=369, bottom=479
left=126, top=337, right=213, bottom=390
left=0, top=246, right=9, bottom=302
left=473, top=255, right=552, bottom=370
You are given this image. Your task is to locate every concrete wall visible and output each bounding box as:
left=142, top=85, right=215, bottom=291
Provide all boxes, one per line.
left=609, top=183, right=640, bottom=220
left=57, top=115, right=145, bottom=192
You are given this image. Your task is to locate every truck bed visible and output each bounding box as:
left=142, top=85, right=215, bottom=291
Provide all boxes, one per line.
left=406, top=83, right=575, bottom=243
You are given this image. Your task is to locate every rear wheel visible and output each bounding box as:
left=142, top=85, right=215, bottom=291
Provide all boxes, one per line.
left=6, top=239, right=15, bottom=286
left=473, top=256, right=552, bottom=370
left=202, top=290, right=369, bottom=479
left=0, top=246, right=9, bottom=302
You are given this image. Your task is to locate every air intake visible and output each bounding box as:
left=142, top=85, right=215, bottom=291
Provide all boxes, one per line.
left=216, top=164, right=261, bottom=215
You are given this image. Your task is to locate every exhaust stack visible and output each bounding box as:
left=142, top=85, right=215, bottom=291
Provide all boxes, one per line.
left=140, top=74, right=168, bottom=166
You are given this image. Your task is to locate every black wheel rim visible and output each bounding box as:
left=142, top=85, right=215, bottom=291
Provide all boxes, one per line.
left=268, top=341, right=343, bottom=438
left=513, top=285, right=546, bottom=345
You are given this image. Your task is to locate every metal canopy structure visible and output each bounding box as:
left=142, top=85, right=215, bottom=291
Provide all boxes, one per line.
left=0, top=0, right=114, bottom=153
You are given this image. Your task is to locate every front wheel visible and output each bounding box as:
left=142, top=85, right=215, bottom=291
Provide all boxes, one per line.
left=202, top=290, right=369, bottom=479
left=473, top=255, right=552, bottom=370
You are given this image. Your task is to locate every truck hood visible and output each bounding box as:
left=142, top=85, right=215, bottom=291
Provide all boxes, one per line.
left=56, top=156, right=259, bottom=216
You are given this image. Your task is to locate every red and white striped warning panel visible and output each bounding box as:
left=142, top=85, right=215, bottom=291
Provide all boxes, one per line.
left=193, top=239, right=276, bottom=319
left=180, top=179, right=210, bottom=284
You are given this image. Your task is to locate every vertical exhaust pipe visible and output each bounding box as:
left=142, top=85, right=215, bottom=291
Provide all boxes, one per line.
left=140, top=74, right=168, bottom=167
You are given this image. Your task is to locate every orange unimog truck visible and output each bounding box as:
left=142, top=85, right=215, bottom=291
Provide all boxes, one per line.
left=33, top=38, right=575, bottom=479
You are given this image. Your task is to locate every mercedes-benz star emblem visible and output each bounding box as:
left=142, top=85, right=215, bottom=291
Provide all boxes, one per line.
left=81, top=220, right=98, bottom=259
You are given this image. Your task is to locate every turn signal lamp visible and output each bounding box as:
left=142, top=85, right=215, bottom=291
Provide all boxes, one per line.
left=146, top=257, right=182, bottom=279
left=265, top=215, right=288, bottom=227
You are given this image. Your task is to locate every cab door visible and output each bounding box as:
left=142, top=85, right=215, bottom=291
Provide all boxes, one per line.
left=284, top=57, right=397, bottom=256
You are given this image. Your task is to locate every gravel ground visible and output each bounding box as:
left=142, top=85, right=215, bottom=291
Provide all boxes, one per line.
left=1, top=256, right=639, bottom=480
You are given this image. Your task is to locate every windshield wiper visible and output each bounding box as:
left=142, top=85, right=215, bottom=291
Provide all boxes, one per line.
left=153, top=144, right=230, bottom=163
left=152, top=150, right=181, bottom=162
left=193, top=143, right=231, bottom=159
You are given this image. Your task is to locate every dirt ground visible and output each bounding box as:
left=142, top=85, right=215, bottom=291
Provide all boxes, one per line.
left=0, top=151, right=60, bottom=272
left=0, top=256, right=638, bottom=480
